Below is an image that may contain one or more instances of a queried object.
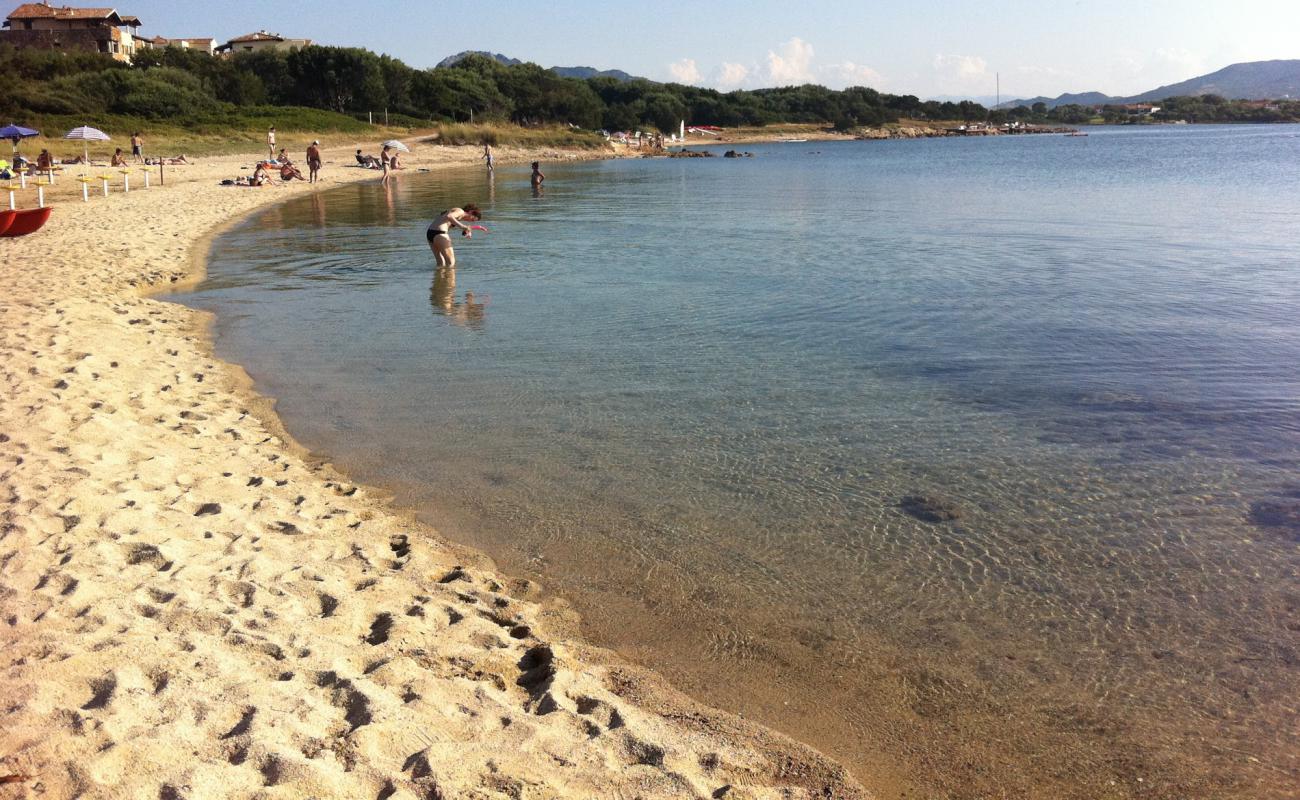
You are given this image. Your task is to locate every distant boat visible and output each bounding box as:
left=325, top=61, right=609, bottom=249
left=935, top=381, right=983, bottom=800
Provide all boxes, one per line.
left=779, top=138, right=809, bottom=143
left=1066, top=132, right=1089, bottom=137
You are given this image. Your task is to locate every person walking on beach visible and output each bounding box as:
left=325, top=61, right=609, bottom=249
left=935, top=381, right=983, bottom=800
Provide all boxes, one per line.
left=306, top=140, right=322, bottom=183
left=130, top=132, right=143, bottom=163
left=482, top=143, right=494, bottom=172
left=267, top=126, right=276, bottom=159
left=426, top=204, right=482, bottom=268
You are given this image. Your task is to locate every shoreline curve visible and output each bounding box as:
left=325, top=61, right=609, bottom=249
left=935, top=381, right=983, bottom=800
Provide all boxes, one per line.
left=0, top=140, right=869, bottom=799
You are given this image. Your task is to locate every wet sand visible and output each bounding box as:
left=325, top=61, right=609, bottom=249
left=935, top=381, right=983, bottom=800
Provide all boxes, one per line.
left=0, top=141, right=866, bottom=798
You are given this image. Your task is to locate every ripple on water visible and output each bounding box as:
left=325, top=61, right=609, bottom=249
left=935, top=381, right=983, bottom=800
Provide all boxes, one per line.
left=177, top=131, right=1300, bottom=798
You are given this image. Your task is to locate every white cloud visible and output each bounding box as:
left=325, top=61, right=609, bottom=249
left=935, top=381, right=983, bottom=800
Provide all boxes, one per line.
left=765, top=37, right=816, bottom=85
left=1151, top=47, right=1206, bottom=83
left=822, top=61, right=885, bottom=89
left=931, top=53, right=992, bottom=93
left=715, top=61, right=751, bottom=89
left=933, top=53, right=988, bottom=80
left=668, top=58, right=702, bottom=85
left=674, top=39, right=884, bottom=91
left=1104, top=47, right=1211, bottom=96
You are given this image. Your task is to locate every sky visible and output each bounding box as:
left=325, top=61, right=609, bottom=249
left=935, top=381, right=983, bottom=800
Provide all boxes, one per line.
left=124, top=0, right=1300, bottom=100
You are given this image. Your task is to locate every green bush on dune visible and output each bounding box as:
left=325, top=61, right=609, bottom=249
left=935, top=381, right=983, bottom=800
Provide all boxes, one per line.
left=9, top=41, right=1294, bottom=146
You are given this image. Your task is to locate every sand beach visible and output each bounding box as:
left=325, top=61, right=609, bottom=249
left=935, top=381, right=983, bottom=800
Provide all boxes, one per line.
left=0, top=141, right=866, bottom=799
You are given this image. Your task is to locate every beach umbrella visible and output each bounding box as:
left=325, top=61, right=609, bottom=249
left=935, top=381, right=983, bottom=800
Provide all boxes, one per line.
left=64, top=125, right=111, bottom=163
left=382, top=139, right=411, bottom=152
left=0, top=124, right=39, bottom=156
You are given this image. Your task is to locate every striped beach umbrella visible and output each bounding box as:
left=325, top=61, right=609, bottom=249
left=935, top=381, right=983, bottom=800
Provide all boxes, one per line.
left=64, top=125, right=111, bottom=163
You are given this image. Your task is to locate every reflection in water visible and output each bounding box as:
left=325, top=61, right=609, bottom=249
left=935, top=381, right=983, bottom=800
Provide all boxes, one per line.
left=310, top=192, right=325, bottom=228
left=382, top=180, right=396, bottom=226
left=430, top=267, right=486, bottom=329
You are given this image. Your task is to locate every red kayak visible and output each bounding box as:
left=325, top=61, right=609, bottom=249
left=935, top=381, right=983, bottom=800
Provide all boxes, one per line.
left=0, top=210, right=14, bottom=236
left=0, top=206, right=52, bottom=237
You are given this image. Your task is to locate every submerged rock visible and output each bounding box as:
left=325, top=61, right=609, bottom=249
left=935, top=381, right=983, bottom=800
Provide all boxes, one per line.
left=899, top=494, right=963, bottom=523
left=1248, top=497, right=1300, bottom=541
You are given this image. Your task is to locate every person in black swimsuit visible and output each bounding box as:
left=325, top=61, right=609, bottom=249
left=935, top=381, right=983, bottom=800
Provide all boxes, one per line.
left=426, top=204, right=482, bottom=267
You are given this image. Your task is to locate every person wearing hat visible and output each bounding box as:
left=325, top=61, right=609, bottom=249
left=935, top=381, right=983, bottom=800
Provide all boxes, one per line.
left=306, top=140, right=322, bottom=183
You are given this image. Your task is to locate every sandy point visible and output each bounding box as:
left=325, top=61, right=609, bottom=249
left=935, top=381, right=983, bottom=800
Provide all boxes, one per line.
left=0, top=140, right=868, bottom=798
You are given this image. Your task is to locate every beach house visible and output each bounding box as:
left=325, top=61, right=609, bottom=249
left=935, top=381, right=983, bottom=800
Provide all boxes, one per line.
left=0, top=2, right=143, bottom=61
left=215, top=30, right=311, bottom=55
left=140, top=35, right=216, bottom=55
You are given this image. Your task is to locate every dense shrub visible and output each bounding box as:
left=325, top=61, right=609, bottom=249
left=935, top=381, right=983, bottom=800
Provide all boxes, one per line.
left=9, top=41, right=1295, bottom=136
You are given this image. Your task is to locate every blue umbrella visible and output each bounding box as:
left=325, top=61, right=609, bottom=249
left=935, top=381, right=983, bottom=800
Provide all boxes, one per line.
left=0, top=124, right=39, bottom=156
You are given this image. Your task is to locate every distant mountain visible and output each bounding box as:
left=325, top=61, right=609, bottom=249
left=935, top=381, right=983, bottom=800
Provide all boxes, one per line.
left=1126, top=59, right=1300, bottom=102
left=436, top=51, right=643, bottom=82
left=551, top=65, right=640, bottom=82
left=436, top=51, right=522, bottom=69
left=926, top=95, right=1002, bottom=106
left=1001, top=59, right=1300, bottom=109
left=1000, top=91, right=1117, bottom=109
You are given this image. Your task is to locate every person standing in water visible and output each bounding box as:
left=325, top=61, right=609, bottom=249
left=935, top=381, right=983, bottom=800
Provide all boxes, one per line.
left=426, top=204, right=482, bottom=268
left=483, top=144, right=494, bottom=172
left=530, top=161, right=545, bottom=187
left=380, top=145, right=393, bottom=185
left=306, top=140, right=322, bottom=183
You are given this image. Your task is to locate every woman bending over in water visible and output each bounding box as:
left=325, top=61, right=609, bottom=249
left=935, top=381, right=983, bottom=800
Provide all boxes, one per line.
left=426, top=204, right=483, bottom=267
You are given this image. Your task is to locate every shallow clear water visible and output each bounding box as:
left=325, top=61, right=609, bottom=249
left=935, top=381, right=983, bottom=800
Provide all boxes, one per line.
left=174, top=127, right=1300, bottom=798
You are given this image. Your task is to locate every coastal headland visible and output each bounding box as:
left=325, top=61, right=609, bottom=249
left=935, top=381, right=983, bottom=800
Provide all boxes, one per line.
left=0, top=140, right=867, bottom=798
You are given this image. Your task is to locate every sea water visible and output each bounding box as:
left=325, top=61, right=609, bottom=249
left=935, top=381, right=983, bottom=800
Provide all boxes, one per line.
left=173, top=126, right=1300, bottom=798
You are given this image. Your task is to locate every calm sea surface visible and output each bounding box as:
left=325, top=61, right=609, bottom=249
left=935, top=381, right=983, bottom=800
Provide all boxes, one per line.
left=173, top=126, right=1300, bottom=798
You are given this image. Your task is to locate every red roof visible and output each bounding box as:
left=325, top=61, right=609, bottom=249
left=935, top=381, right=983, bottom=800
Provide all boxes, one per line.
left=6, top=3, right=123, bottom=22
left=225, top=30, right=283, bottom=44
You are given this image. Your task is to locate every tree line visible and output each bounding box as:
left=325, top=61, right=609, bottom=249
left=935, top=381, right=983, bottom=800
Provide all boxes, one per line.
left=1003, top=95, right=1300, bottom=125
left=0, top=44, right=1001, bottom=131
left=3, top=44, right=1296, bottom=133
